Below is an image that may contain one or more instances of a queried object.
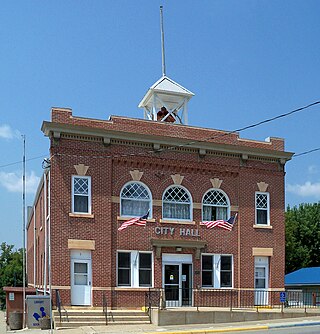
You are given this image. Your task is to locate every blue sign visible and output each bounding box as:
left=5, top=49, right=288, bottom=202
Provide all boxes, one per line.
left=280, top=292, right=286, bottom=303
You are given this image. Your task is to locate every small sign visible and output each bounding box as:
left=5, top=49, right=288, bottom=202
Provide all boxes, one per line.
left=9, top=292, right=14, bottom=301
left=280, top=292, right=286, bottom=303
left=170, top=275, right=174, bottom=280
left=181, top=275, right=187, bottom=282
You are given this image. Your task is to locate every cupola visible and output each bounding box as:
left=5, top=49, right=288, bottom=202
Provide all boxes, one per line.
left=138, top=6, right=194, bottom=125
left=138, top=75, right=194, bottom=125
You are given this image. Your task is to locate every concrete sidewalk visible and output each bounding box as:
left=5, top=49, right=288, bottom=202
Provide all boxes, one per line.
left=3, top=312, right=320, bottom=334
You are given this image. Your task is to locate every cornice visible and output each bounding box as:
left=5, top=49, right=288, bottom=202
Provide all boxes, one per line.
left=42, top=121, right=294, bottom=162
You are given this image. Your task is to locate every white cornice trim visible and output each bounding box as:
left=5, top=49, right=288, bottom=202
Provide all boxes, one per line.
left=42, top=122, right=294, bottom=161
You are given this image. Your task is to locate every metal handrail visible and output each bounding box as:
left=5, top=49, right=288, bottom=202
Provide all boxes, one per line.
left=102, top=292, right=108, bottom=325
left=145, top=287, right=320, bottom=310
left=55, top=289, right=69, bottom=323
left=102, top=292, right=114, bottom=325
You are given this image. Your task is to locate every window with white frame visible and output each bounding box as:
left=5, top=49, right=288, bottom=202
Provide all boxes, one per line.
left=201, top=254, right=233, bottom=288
left=120, top=182, right=151, bottom=217
left=162, top=185, right=192, bottom=221
left=255, top=192, right=270, bottom=225
left=72, top=176, right=91, bottom=214
left=117, top=251, right=153, bottom=287
left=202, top=189, right=229, bottom=221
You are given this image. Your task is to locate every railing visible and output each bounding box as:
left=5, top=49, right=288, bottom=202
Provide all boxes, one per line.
left=102, top=292, right=108, bottom=325
left=55, top=289, right=69, bottom=323
left=285, top=290, right=320, bottom=309
left=145, top=288, right=320, bottom=311
left=102, top=292, right=114, bottom=325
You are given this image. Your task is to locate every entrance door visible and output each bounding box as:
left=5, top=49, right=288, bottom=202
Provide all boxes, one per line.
left=182, top=264, right=192, bottom=306
left=164, top=264, right=180, bottom=307
left=254, top=257, right=269, bottom=306
left=71, top=257, right=92, bottom=306
left=162, top=254, right=193, bottom=307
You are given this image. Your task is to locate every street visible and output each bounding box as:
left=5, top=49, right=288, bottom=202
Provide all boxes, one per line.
left=217, top=325, right=320, bottom=334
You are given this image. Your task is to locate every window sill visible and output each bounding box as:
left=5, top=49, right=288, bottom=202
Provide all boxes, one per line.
left=160, top=219, right=195, bottom=225
left=253, top=224, right=273, bottom=229
left=199, top=287, right=234, bottom=290
left=114, top=287, right=152, bottom=291
left=69, top=213, right=94, bottom=218
left=117, top=216, right=155, bottom=222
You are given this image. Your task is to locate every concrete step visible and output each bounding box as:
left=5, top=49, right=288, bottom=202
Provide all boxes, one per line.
left=55, top=320, right=150, bottom=328
left=53, top=310, right=147, bottom=317
left=53, top=308, right=150, bottom=328
left=56, top=315, right=149, bottom=322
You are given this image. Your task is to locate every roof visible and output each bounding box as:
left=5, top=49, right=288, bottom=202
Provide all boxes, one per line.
left=138, top=76, right=194, bottom=108
left=285, top=267, right=320, bottom=286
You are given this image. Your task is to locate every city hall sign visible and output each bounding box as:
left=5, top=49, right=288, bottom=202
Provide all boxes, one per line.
left=154, top=226, right=200, bottom=237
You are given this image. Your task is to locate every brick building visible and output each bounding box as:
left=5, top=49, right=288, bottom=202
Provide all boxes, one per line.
left=27, top=76, right=293, bottom=308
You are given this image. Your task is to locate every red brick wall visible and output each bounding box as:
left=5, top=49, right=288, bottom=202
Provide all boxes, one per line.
left=27, top=108, right=288, bottom=308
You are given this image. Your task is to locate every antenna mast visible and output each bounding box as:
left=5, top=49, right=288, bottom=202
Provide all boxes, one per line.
left=160, top=6, right=166, bottom=77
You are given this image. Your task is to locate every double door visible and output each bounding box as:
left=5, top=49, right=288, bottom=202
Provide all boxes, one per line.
left=163, top=263, right=192, bottom=307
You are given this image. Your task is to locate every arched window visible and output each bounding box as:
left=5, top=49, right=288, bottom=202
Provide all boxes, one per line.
left=120, top=182, right=152, bottom=217
left=202, top=189, right=230, bottom=221
left=162, top=185, right=192, bottom=221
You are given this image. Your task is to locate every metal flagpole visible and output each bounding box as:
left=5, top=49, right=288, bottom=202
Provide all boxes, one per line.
left=160, top=6, right=166, bottom=77
left=22, top=134, right=26, bottom=328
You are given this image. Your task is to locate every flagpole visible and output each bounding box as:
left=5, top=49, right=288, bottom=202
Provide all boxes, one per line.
left=160, top=6, right=166, bottom=77
left=22, top=134, right=26, bottom=328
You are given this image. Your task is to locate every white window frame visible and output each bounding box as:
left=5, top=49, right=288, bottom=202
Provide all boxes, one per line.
left=117, top=250, right=153, bottom=288
left=120, top=181, right=152, bottom=218
left=255, top=192, right=270, bottom=226
left=162, top=185, right=193, bottom=222
left=72, top=175, right=91, bottom=214
left=202, top=188, right=230, bottom=221
left=201, top=254, right=233, bottom=289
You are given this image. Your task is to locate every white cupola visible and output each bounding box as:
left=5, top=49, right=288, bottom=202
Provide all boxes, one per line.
left=138, top=75, right=194, bottom=125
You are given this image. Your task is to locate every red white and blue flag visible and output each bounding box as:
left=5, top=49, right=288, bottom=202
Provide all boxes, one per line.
left=118, top=211, right=149, bottom=231
left=200, top=213, right=238, bottom=231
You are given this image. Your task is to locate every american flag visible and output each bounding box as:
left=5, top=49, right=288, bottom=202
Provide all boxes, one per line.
left=118, top=211, right=149, bottom=231
left=200, top=213, right=238, bottom=231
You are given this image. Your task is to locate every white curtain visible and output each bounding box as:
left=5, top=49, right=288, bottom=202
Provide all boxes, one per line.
left=121, top=199, right=149, bottom=216
left=163, top=203, right=190, bottom=220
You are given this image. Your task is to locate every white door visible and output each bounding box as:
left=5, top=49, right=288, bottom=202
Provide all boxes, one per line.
left=254, top=257, right=269, bottom=306
left=71, top=250, right=92, bottom=306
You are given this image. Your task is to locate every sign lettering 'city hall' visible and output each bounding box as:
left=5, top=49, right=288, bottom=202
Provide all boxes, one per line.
left=154, top=227, right=200, bottom=237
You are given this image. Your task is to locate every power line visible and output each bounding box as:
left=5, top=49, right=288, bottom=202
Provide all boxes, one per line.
left=0, top=155, right=48, bottom=169
left=233, top=100, right=320, bottom=134
left=163, top=100, right=320, bottom=151
left=293, top=147, right=320, bottom=158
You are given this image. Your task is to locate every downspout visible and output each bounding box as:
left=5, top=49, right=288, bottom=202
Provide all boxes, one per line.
left=48, top=168, right=53, bottom=332
left=44, top=173, right=47, bottom=295
left=33, top=205, right=36, bottom=287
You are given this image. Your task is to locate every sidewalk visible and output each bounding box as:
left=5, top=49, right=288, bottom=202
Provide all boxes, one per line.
left=2, top=311, right=320, bottom=334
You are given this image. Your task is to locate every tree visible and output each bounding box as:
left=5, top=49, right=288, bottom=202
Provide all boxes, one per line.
left=0, top=242, right=24, bottom=309
left=285, top=203, right=320, bottom=274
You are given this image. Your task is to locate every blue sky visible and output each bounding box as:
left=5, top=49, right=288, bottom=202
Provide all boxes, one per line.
left=0, top=0, right=319, bottom=248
